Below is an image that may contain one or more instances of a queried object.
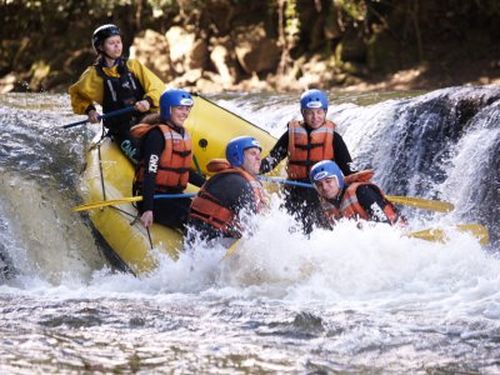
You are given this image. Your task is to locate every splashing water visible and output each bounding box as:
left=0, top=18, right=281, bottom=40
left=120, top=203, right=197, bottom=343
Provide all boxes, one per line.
left=1, top=88, right=499, bottom=373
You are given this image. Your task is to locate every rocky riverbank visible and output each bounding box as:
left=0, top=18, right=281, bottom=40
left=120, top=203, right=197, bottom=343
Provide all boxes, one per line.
left=1, top=1, right=499, bottom=94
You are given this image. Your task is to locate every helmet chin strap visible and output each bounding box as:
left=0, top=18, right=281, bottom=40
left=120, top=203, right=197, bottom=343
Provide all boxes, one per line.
left=97, top=47, right=118, bottom=65
left=165, top=117, right=184, bottom=134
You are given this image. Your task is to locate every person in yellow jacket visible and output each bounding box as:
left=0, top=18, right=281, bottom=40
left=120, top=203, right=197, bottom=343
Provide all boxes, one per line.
left=68, top=24, right=165, bottom=163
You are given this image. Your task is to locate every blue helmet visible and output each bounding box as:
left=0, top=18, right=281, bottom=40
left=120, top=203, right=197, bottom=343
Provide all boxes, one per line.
left=226, top=136, right=262, bottom=167
left=160, top=89, right=194, bottom=122
left=309, top=160, right=345, bottom=190
left=300, top=89, right=328, bottom=111
left=92, top=24, right=122, bottom=53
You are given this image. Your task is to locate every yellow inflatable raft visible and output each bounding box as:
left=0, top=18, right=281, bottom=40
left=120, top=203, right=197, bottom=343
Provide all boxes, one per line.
left=81, top=94, right=277, bottom=276
left=80, top=94, right=489, bottom=276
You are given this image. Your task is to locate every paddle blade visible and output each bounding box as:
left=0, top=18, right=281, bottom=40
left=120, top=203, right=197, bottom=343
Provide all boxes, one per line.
left=73, top=196, right=143, bottom=212
left=223, top=238, right=241, bottom=258
left=406, top=224, right=489, bottom=245
left=386, top=195, right=454, bottom=213
left=407, top=227, right=447, bottom=243
left=456, top=224, right=490, bottom=246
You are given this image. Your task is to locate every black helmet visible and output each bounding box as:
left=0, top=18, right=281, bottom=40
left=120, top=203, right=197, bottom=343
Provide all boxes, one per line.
left=92, top=24, right=122, bottom=53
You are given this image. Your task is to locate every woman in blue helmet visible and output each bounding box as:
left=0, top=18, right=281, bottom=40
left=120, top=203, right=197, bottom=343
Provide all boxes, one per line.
left=259, top=89, right=356, bottom=233
left=69, top=24, right=165, bottom=163
left=186, top=136, right=267, bottom=244
left=309, top=160, right=404, bottom=227
left=130, top=89, right=205, bottom=230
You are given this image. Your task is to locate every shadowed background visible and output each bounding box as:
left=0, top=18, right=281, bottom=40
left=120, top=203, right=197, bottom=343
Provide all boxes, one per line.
left=1, top=0, right=499, bottom=94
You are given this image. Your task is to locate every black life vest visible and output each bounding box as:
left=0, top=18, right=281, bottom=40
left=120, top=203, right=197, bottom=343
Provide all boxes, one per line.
left=95, top=59, right=146, bottom=134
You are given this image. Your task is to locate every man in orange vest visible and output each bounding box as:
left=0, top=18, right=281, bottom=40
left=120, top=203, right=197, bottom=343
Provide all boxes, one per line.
left=131, top=89, right=205, bottom=230
left=186, top=136, right=267, bottom=244
left=259, top=89, right=356, bottom=233
left=309, top=160, right=404, bottom=227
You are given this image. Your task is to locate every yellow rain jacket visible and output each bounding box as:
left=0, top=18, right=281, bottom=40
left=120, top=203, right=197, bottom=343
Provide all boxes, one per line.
left=68, top=59, right=165, bottom=115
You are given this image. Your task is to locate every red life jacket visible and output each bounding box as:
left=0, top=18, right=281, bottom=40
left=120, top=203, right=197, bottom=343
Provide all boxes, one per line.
left=189, top=159, right=267, bottom=236
left=131, top=123, right=192, bottom=191
left=287, top=119, right=335, bottom=180
left=320, top=170, right=401, bottom=225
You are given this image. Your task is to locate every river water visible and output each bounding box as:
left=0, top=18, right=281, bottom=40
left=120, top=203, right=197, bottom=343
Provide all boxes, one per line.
left=1, top=87, right=499, bottom=373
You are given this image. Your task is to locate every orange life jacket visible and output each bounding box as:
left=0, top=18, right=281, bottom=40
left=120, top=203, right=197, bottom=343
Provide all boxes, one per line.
left=189, top=159, right=267, bottom=236
left=320, top=170, right=401, bottom=225
left=287, top=119, right=335, bottom=180
left=131, top=123, right=192, bottom=191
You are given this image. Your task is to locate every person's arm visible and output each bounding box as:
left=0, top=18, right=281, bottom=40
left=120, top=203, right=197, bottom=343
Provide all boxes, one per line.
left=356, top=185, right=393, bottom=224
left=333, top=132, right=356, bottom=175
left=68, top=66, right=104, bottom=116
left=259, top=131, right=289, bottom=173
left=127, top=59, right=165, bottom=111
left=188, top=170, right=206, bottom=187
left=140, top=128, right=165, bottom=227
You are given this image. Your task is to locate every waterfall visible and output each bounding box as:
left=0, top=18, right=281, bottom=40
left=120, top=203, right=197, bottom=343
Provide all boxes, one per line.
left=336, top=86, right=500, bottom=244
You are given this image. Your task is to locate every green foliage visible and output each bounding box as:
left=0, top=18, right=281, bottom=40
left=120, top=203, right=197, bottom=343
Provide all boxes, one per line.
left=0, top=0, right=498, bottom=91
left=284, top=0, right=300, bottom=41
left=147, top=0, right=177, bottom=9
left=334, top=0, right=368, bottom=21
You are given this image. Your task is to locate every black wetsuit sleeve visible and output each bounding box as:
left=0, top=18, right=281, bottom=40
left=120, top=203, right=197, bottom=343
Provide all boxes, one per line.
left=333, top=132, right=355, bottom=175
left=356, top=185, right=391, bottom=224
left=188, top=170, right=206, bottom=187
left=141, top=128, right=164, bottom=211
left=259, top=131, right=289, bottom=174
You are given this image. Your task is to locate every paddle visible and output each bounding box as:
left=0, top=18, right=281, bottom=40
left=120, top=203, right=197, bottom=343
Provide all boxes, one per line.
left=406, top=223, right=489, bottom=246
left=63, top=106, right=135, bottom=129
left=384, top=195, right=453, bottom=213
left=223, top=238, right=241, bottom=258
left=73, top=193, right=196, bottom=212
left=257, top=175, right=454, bottom=213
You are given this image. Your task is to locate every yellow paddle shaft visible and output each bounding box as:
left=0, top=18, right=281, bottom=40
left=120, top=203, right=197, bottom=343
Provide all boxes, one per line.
left=73, top=196, right=143, bottom=212
left=386, top=195, right=454, bottom=213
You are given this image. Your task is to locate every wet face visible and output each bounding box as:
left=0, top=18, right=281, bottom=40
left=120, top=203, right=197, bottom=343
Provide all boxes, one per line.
left=102, top=35, right=123, bottom=60
left=241, top=147, right=262, bottom=176
left=314, top=176, right=341, bottom=200
left=169, top=105, right=192, bottom=127
left=302, top=108, right=326, bottom=129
